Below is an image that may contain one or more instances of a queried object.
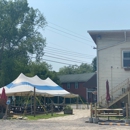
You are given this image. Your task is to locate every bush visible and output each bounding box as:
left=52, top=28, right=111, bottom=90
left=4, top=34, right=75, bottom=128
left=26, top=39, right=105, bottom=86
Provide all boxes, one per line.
left=64, top=105, right=72, bottom=111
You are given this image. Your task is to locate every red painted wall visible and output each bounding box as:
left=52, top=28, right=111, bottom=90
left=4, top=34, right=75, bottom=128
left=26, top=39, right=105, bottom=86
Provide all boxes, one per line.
left=62, top=82, right=86, bottom=100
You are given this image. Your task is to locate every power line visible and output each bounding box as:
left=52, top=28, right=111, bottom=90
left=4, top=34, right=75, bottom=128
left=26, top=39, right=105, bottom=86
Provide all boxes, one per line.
left=46, top=28, right=93, bottom=47
left=47, top=25, right=93, bottom=43
left=48, top=21, right=93, bottom=42
left=45, top=46, right=95, bottom=57
left=32, top=55, right=91, bottom=65
left=44, top=51, right=94, bottom=59
left=44, top=55, right=88, bottom=63
left=42, top=59, right=74, bottom=65
left=44, top=50, right=94, bottom=60
left=44, top=53, right=92, bottom=62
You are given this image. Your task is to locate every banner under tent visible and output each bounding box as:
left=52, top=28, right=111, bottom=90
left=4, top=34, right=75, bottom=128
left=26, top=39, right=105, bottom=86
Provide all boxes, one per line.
left=0, top=73, right=78, bottom=98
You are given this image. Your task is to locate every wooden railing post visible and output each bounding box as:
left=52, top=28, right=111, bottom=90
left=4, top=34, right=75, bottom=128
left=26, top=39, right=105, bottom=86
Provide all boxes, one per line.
left=95, top=103, right=97, bottom=118
left=126, top=103, right=128, bottom=119
left=90, top=103, right=92, bottom=118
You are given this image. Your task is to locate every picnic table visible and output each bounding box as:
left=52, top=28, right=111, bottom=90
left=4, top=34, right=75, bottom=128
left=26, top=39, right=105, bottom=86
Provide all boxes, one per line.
left=95, top=108, right=123, bottom=120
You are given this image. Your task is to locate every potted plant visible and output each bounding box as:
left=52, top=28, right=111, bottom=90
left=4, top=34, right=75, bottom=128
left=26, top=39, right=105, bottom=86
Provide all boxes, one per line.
left=63, top=105, right=73, bottom=114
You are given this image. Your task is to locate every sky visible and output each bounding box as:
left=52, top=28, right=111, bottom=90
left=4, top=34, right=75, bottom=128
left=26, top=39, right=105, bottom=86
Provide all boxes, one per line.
left=27, top=0, right=130, bottom=72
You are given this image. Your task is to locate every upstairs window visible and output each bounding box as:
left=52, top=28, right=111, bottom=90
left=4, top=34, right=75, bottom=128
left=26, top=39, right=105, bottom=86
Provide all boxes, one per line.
left=75, top=82, right=78, bottom=89
left=123, top=51, right=130, bottom=68
left=67, top=83, right=70, bottom=89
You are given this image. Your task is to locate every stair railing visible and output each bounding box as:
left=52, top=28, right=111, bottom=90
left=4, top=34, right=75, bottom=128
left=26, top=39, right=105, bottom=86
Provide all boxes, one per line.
left=98, top=78, right=129, bottom=107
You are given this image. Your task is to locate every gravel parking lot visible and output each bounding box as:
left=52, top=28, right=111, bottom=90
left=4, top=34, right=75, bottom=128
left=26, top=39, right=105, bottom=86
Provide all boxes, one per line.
left=0, top=109, right=130, bottom=130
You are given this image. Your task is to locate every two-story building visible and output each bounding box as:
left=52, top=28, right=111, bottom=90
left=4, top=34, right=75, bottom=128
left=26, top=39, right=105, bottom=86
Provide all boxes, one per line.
left=58, top=72, right=97, bottom=103
left=88, top=30, right=130, bottom=107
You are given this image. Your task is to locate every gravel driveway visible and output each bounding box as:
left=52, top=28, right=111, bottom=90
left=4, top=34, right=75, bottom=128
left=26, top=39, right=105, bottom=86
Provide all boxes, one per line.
left=0, top=109, right=130, bottom=130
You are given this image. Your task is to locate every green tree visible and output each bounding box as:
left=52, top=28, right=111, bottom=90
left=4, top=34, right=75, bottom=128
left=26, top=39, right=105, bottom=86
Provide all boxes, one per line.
left=77, top=63, right=93, bottom=73
left=0, top=0, right=47, bottom=86
left=26, top=62, right=60, bottom=84
left=91, top=57, right=97, bottom=72
left=58, top=63, right=93, bottom=75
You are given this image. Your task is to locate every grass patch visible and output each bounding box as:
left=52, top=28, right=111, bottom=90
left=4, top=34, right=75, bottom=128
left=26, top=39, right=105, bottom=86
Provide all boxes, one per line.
left=26, top=113, right=67, bottom=120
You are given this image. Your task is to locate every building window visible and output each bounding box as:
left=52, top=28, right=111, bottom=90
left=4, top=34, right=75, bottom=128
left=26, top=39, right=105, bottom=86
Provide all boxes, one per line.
left=67, top=83, right=70, bottom=89
left=75, top=82, right=78, bottom=89
left=122, top=51, right=130, bottom=68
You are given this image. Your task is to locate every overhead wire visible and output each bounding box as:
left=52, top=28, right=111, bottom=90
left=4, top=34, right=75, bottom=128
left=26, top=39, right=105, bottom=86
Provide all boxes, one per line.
left=41, top=59, right=74, bottom=65
left=44, top=53, right=93, bottom=60
left=41, top=22, right=96, bottom=66
left=44, top=50, right=94, bottom=59
left=47, top=25, right=93, bottom=42
left=44, top=51, right=94, bottom=61
left=46, top=28, right=93, bottom=47
left=44, top=55, right=88, bottom=63
left=48, top=21, right=93, bottom=42
left=45, top=46, right=95, bottom=57
left=42, top=43, right=95, bottom=66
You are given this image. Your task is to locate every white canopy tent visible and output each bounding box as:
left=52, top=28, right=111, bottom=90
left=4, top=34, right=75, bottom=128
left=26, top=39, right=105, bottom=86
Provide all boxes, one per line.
left=0, top=73, right=78, bottom=98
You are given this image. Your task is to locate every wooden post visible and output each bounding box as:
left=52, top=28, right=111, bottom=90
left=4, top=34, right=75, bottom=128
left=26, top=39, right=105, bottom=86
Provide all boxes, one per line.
left=126, top=103, right=128, bottom=119
left=57, top=96, right=59, bottom=104
left=31, top=96, right=32, bottom=115
left=90, top=103, right=92, bottom=118
left=70, top=98, right=71, bottom=105
left=63, top=97, right=65, bottom=107
left=44, top=96, right=46, bottom=106
left=34, top=87, right=36, bottom=117
left=95, top=103, right=97, bottom=118
left=3, top=105, right=8, bottom=119
left=76, top=96, right=79, bottom=109
left=128, top=92, right=130, bottom=108
left=51, top=100, right=53, bottom=116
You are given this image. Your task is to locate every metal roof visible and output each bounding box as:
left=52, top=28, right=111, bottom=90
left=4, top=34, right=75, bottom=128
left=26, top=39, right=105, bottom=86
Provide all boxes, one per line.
left=58, top=72, right=96, bottom=83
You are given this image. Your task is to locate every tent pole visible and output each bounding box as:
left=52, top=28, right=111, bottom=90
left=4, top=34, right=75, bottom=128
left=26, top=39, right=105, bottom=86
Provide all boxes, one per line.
left=44, top=95, right=46, bottom=106
left=58, top=96, right=59, bottom=104
left=63, top=97, right=65, bottom=107
left=14, top=96, right=16, bottom=106
left=76, top=96, right=79, bottom=109
left=34, top=87, right=36, bottom=117
left=19, top=96, right=20, bottom=106
left=31, top=96, right=32, bottom=115
left=51, top=100, right=53, bottom=116
left=47, top=97, right=49, bottom=104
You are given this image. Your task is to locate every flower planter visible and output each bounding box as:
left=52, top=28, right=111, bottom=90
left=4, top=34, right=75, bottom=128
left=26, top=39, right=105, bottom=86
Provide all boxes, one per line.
left=64, top=109, right=73, bottom=114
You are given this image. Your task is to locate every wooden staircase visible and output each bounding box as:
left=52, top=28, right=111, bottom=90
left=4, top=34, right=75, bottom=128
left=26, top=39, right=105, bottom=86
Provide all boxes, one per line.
left=98, top=78, right=130, bottom=108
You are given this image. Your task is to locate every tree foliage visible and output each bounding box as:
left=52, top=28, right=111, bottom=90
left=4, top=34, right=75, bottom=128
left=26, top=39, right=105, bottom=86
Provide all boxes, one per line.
left=91, top=57, right=97, bottom=72
left=25, top=62, right=60, bottom=85
left=0, top=0, right=47, bottom=86
left=58, top=63, right=93, bottom=75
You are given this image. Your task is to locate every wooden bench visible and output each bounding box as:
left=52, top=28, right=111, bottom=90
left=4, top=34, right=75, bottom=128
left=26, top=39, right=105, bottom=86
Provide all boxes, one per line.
left=95, top=108, right=123, bottom=120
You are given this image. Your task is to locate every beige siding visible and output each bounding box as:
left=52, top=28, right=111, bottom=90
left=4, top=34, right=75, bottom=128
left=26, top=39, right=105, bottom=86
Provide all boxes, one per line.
left=97, top=36, right=130, bottom=103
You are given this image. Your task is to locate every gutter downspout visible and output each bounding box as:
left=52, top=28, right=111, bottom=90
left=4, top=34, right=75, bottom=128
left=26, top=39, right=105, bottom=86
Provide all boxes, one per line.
left=97, top=45, right=99, bottom=103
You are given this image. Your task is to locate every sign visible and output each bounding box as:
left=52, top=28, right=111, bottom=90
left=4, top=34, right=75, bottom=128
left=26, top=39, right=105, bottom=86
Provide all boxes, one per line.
left=6, top=98, right=11, bottom=105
